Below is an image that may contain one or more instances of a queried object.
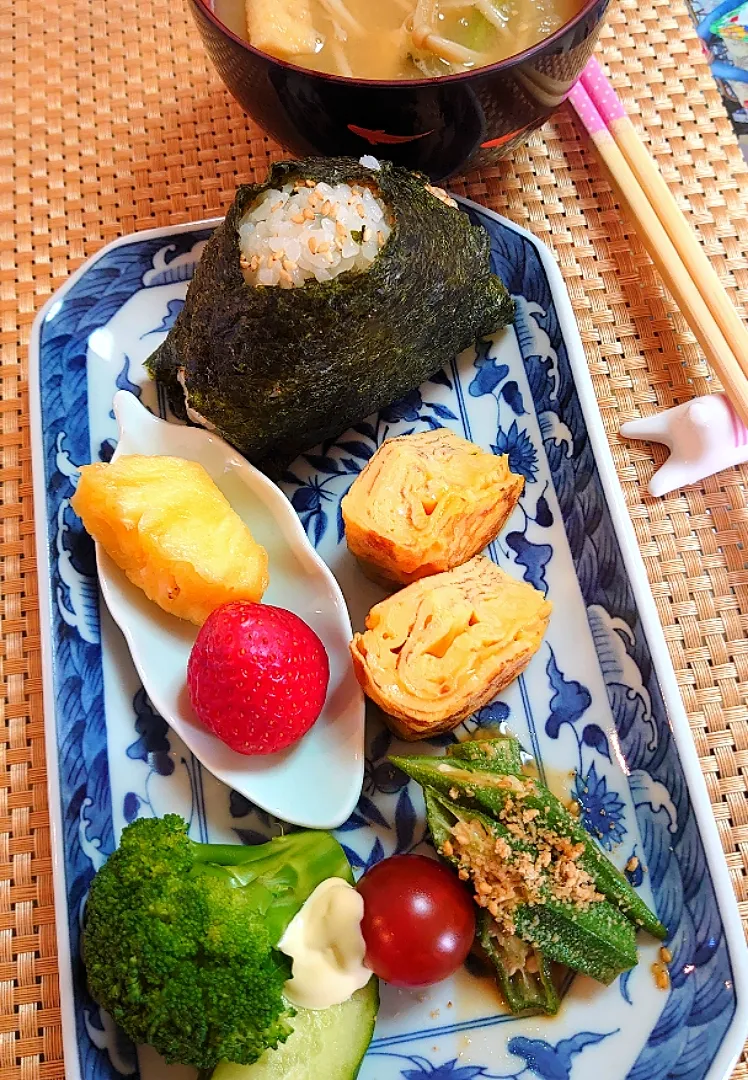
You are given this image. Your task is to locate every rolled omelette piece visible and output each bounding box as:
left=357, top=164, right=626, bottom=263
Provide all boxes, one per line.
left=72, top=454, right=269, bottom=626
left=341, top=429, right=524, bottom=584
left=350, top=556, right=552, bottom=739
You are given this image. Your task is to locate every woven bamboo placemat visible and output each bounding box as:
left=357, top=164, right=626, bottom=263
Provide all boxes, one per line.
left=3, top=0, right=748, bottom=1074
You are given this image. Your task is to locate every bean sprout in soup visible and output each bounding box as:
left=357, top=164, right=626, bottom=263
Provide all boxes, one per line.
left=212, top=0, right=581, bottom=79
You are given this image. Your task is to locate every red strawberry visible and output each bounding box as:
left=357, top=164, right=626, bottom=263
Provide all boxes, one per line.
left=187, top=601, right=330, bottom=755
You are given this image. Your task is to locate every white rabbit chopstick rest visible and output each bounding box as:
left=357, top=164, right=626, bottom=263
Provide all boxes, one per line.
left=619, top=393, right=748, bottom=497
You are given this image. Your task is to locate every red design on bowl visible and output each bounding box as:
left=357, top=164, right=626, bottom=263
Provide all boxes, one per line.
left=347, top=124, right=435, bottom=145
left=480, top=128, right=530, bottom=149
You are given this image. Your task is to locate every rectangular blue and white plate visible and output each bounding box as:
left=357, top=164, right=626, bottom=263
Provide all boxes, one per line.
left=30, top=200, right=748, bottom=1080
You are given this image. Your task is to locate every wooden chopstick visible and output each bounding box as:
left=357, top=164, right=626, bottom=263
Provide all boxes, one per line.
left=568, top=76, right=748, bottom=429
left=581, top=57, right=748, bottom=383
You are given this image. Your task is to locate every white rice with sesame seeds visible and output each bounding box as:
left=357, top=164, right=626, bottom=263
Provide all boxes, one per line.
left=238, top=179, right=392, bottom=288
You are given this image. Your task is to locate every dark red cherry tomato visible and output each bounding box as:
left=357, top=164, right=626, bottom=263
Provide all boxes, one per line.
left=357, top=854, right=475, bottom=988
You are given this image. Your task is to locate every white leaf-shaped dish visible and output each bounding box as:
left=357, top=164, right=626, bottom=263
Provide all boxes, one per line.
left=95, top=389, right=365, bottom=829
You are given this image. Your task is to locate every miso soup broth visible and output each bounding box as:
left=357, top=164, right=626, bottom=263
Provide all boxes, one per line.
left=212, top=0, right=581, bottom=80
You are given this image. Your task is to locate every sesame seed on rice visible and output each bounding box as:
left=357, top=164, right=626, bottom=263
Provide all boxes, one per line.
left=239, top=180, right=391, bottom=287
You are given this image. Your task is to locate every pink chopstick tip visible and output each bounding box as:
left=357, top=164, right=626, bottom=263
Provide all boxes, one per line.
left=580, top=57, right=627, bottom=125
left=568, top=80, right=609, bottom=137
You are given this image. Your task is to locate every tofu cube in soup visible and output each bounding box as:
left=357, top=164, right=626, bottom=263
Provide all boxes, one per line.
left=246, top=0, right=320, bottom=57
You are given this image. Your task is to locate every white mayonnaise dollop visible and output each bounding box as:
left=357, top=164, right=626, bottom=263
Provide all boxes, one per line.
left=278, top=877, right=372, bottom=1010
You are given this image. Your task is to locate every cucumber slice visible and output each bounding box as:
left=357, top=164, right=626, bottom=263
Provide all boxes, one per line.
left=208, top=979, right=379, bottom=1080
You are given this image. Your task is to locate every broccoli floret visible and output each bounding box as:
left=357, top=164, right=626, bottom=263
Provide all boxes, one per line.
left=82, top=814, right=352, bottom=1070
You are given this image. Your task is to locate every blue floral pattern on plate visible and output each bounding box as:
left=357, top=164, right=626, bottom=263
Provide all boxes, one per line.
left=29, top=207, right=746, bottom=1080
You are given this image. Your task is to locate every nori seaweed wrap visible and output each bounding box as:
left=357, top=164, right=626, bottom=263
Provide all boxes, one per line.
left=147, top=157, right=514, bottom=471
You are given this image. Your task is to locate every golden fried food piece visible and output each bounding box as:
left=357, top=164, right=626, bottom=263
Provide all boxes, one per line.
left=350, top=556, right=551, bottom=739
left=341, top=429, right=524, bottom=584
left=72, top=455, right=268, bottom=625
